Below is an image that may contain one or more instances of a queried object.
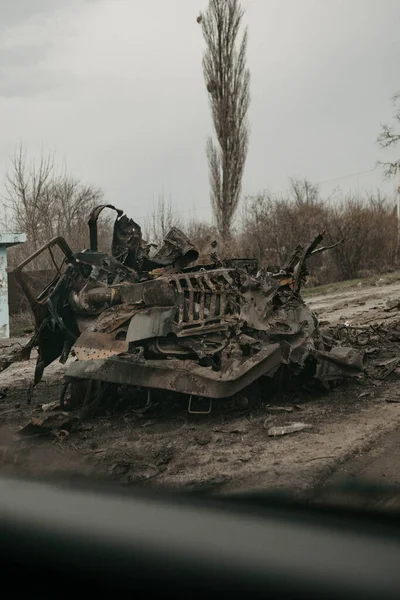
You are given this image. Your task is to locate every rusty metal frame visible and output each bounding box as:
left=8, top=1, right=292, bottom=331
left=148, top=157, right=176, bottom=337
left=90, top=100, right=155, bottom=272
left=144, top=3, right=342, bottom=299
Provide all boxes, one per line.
left=188, top=395, right=213, bottom=414
left=65, top=343, right=282, bottom=398
left=13, top=237, right=73, bottom=309
left=87, top=204, right=123, bottom=252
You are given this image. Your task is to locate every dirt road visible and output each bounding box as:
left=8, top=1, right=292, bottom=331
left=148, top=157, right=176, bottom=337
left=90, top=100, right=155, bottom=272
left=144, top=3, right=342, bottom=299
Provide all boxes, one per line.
left=1, top=278, right=400, bottom=496
left=307, top=279, right=400, bottom=326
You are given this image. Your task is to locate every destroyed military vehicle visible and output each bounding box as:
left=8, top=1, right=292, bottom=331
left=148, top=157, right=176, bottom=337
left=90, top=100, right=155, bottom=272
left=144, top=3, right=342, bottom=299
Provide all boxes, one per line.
left=9, top=205, right=363, bottom=413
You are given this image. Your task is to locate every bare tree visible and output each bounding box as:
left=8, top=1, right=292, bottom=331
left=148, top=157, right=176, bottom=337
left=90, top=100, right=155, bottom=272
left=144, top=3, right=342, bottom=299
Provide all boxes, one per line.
left=3, top=147, right=105, bottom=267
left=3, top=147, right=54, bottom=251
left=239, top=184, right=397, bottom=283
left=239, top=181, right=327, bottom=267
left=186, top=218, right=218, bottom=261
left=326, top=194, right=395, bottom=279
left=145, top=192, right=182, bottom=247
left=199, top=0, right=250, bottom=244
left=289, top=178, right=319, bottom=205
left=378, top=92, right=400, bottom=177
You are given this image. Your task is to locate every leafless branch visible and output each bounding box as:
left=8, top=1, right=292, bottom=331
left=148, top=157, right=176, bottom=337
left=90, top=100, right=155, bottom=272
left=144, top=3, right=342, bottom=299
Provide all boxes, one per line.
left=4, top=146, right=106, bottom=269
left=377, top=92, right=400, bottom=177
left=145, top=192, right=182, bottom=247
left=200, top=0, right=250, bottom=244
left=310, top=239, right=344, bottom=256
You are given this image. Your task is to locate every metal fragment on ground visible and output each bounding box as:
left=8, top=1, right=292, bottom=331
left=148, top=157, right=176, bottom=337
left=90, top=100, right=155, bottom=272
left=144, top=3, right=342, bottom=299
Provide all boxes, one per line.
left=19, top=417, right=53, bottom=437
left=41, top=401, right=60, bottom=412
left=376, top=358, right=400, bottom=380
left=266, top=422, right=313, bottom=437
left=56, top=429, right=69, bottom=441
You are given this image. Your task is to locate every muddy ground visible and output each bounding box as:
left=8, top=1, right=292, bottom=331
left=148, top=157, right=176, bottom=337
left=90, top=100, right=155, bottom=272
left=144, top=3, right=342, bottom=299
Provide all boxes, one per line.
left=2, top=277, right=400, bottom=501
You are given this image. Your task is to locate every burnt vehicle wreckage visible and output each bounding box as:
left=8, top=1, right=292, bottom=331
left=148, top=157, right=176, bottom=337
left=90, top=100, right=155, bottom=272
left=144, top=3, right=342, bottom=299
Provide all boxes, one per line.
left=4, top=205, right=363, bottom=415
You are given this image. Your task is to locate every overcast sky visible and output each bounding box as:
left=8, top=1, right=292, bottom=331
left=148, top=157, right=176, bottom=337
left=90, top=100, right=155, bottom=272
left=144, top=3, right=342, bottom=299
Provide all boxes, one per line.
left=0, top=0, right=399, bottom=225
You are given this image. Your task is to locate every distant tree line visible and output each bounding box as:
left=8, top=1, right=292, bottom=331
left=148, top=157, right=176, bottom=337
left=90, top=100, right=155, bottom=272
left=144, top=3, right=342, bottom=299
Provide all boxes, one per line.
left=2, top=148, right=398, bottom=286
left=3, top=147, right=111, bottom=269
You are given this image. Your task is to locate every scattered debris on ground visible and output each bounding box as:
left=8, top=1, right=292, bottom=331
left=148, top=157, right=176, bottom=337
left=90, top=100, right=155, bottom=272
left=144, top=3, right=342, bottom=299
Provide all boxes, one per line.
left=3, top=208, right=400, bottom=494
left=41, top=401, right=60, bottom=412
left=265, top=422, right=313, bottom=437
left=1, top=310, right=400, bottom=492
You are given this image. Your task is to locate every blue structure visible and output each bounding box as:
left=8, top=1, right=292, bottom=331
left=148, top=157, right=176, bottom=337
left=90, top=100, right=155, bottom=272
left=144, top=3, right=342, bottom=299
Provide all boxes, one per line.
left=0, top=233, right=26, bottom=338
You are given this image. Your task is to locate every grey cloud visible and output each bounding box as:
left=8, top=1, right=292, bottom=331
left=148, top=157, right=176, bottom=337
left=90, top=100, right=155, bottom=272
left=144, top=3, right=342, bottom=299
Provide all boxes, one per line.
left=0, top=0, right=100, bottom=31
left=0, top=0, right=86, bottom=98
left=0, top=0, right=399, bottom=221
left=0, top=68, right=75, bottom=98
left=0, top=45, right=48, bottom=68
left=0, top=0, right=57, bottom=33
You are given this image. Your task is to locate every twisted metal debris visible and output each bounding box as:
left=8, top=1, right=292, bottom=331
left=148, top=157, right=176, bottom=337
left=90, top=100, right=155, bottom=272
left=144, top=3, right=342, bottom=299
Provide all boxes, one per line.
left=3, top=206, right=363, bottom=413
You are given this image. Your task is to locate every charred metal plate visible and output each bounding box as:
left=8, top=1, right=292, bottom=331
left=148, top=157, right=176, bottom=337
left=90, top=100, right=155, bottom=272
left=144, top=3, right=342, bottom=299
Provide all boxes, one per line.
left=65, top=343, right=282, bottom=398
left=73, top=330, right=128, bottom=360
left=126, top=306, right=176, bottom=342
left=92, top=305, right=139, bottom=334
left=314, top=346, right=364, bottom=381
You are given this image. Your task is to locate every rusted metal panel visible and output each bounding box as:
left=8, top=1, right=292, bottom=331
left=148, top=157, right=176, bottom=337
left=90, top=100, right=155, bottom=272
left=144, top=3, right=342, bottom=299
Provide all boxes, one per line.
left=126, top=307, right=176, bottom=342
left=73, top=330, right=128, bottom=360
left=65, top=343, right=282, bottom=398
left=119, top=279, right=178, bottom=306
left=91, top=305, right=139, bottom=334
left=150, top=227, right=198, bottom=267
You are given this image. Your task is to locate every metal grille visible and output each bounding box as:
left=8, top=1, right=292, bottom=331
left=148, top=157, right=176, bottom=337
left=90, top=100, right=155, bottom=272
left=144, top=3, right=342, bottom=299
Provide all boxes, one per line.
left=169, top=269, right=242, bottom=336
